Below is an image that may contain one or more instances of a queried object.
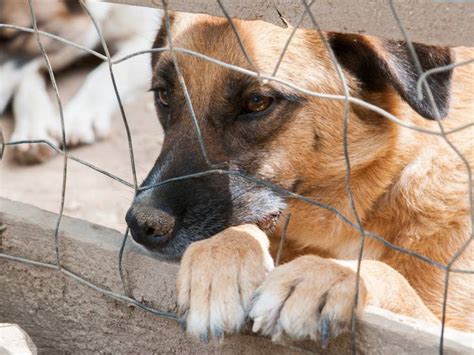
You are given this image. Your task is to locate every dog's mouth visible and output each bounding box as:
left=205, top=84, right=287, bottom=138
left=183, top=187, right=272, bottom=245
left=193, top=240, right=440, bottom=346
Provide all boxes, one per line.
left=134, top=211, right=282, bottom=257
left=147, top=227, right=175, bottom=246
left=127, top=185, right=287, bottom=258
left=256, top=211, right=282, bottom=232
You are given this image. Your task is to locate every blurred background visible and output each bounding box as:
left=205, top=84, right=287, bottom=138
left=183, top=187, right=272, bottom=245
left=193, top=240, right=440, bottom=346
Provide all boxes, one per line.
left=0, top=0, right=162, bottom=232
left=0, top=77, right=162, bottom=232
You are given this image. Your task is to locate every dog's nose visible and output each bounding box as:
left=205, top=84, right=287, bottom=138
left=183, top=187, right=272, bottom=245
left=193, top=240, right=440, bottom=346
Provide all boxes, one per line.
left=125, top=204, right=176, bottom=248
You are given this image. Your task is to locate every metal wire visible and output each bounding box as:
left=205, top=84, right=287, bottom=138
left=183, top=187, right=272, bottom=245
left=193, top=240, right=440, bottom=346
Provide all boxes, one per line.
left=275, top=214, right=291, bottom=267
left=417, top=58, right=474, bottom=101
left=118, top=228, right=132, bottom=296
left=4, top=140, right=134, bottom=187
left=215, top=0, right=262, bottom=81
left=27, top=0, right=68, bottom=269
left=0, top=1, right=473, bottom=353
left=271, top=0, right=314, bottom=78
left=157, top=0, right=214, bottom=167
left=115, top=47, right=474, bottom=136
left=388, top=1, right=473, bottom=353
left=78, top=0, right=140, bottom=301
left=299, top=2, right=367, bottom=352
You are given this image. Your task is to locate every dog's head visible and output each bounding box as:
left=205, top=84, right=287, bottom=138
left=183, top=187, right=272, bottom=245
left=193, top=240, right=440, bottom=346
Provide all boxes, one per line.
left=126, top=13, right=453, bottom=258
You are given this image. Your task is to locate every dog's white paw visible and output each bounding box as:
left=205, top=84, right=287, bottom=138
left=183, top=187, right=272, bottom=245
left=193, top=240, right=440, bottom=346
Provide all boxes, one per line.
left=10, top=68, right=61, bottom=164
left=64, top=97, right=113, bottom=146
left=176, top=224, right=273, bottom=342
left=0, top=61, right=23, bottom=114
left=249, top=255, right=367, bottom=347
left=10, top=119, right=61, bottom=164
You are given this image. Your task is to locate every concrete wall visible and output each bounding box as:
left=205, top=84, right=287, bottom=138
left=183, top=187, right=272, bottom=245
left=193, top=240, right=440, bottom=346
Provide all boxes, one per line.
left=1, top=198, right=473, bottom=354
left=105, top=0, right=474, bottom=46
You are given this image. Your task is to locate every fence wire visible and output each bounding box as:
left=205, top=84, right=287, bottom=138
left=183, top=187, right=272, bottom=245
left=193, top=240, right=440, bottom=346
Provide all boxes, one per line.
left=0, top=0, right=473, bottom=353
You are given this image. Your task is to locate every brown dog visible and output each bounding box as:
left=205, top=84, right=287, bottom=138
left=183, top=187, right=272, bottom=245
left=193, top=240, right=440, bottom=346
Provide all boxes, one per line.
left=125, top=12, right=473, bottom=344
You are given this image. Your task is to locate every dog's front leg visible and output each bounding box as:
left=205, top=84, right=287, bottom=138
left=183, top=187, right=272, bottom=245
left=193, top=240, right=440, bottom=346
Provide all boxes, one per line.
left=63, top=38, right=152, bottom=146
left=176, top=224, right=273, bottom=342
left=10, top=60, right=61, bottom=164
left=0, top=61, right=23, bottom=114
left=249, top=256, right=438, bottom=346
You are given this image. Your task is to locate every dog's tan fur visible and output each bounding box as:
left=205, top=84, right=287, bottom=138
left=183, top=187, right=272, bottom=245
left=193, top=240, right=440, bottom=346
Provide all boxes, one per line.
left=158, top=13, right=474, bottom=340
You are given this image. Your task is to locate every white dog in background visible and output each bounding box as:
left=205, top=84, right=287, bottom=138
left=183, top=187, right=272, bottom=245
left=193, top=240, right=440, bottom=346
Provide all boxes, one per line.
left=0, top=0, right=160, bottom=163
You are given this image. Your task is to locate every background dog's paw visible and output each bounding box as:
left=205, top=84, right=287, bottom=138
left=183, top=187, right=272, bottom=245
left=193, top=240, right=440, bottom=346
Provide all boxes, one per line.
left=64, top=101, right=112, bottom=147
left=10, top=113, right=61, bottom=164
left=10, top=65, right=61, bottom=164
left=249, top=255, right=367, bottom=347
left=176, top=224, right=273, bottom=342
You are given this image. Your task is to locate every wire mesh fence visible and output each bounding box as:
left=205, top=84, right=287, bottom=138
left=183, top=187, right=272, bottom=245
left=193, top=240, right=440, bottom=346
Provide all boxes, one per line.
left=0, top=0, right=473, bottom=353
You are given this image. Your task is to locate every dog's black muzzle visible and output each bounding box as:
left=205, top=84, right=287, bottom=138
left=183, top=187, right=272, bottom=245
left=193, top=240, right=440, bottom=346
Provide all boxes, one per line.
left=125, top=135, right=286, bottom=258
left=126, top=203, right=176, bottom=249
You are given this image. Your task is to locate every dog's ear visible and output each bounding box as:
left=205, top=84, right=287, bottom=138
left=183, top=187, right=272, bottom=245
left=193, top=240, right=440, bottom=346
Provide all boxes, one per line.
left=328, top=33, right=454, bottom=120
left=151, top=13, right=175, bottom=69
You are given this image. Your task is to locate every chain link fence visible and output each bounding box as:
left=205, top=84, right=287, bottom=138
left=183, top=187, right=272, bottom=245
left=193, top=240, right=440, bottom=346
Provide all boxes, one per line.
left=0, top=0, right=473, bottom=353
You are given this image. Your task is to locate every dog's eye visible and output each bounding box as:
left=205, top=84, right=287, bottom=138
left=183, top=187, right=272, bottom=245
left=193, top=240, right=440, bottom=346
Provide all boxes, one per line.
left=243, top=93, right=274, bottom=114
left=158, top=88, right=170, bottom=107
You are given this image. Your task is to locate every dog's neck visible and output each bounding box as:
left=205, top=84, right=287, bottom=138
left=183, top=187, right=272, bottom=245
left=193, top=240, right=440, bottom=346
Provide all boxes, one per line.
left=268, top=120, right=430, bottom=262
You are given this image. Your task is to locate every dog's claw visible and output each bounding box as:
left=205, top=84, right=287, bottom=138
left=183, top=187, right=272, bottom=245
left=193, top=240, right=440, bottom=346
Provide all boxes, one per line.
left=179, top=317, right=187, bottom=332
left=252, top=316, right=263, bottom=333
left=271, top=321, right=284, bottom=343
left=199, top=331, right=209, bottom=343
left=250, top=290, right=261, bottom=307
left=211, top=327, right=224, bottom=341
left=320, top=317, right=331, bottom=349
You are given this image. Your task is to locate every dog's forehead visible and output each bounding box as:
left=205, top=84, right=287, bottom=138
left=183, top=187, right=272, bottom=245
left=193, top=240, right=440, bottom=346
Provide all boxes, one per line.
left=246, top=23, right=334, bottom=89
left=168, top=14, right=333, bottom=91
left=152, top=13, right=337, bottom=102
left=171, top=15, right=251, bottom=67
left=153, top=15, right=257, bottom=102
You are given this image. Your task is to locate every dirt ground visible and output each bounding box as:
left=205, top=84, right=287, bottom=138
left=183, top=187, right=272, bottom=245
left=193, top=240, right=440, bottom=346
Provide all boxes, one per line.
left=0, top=69, right=163, bottom=233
